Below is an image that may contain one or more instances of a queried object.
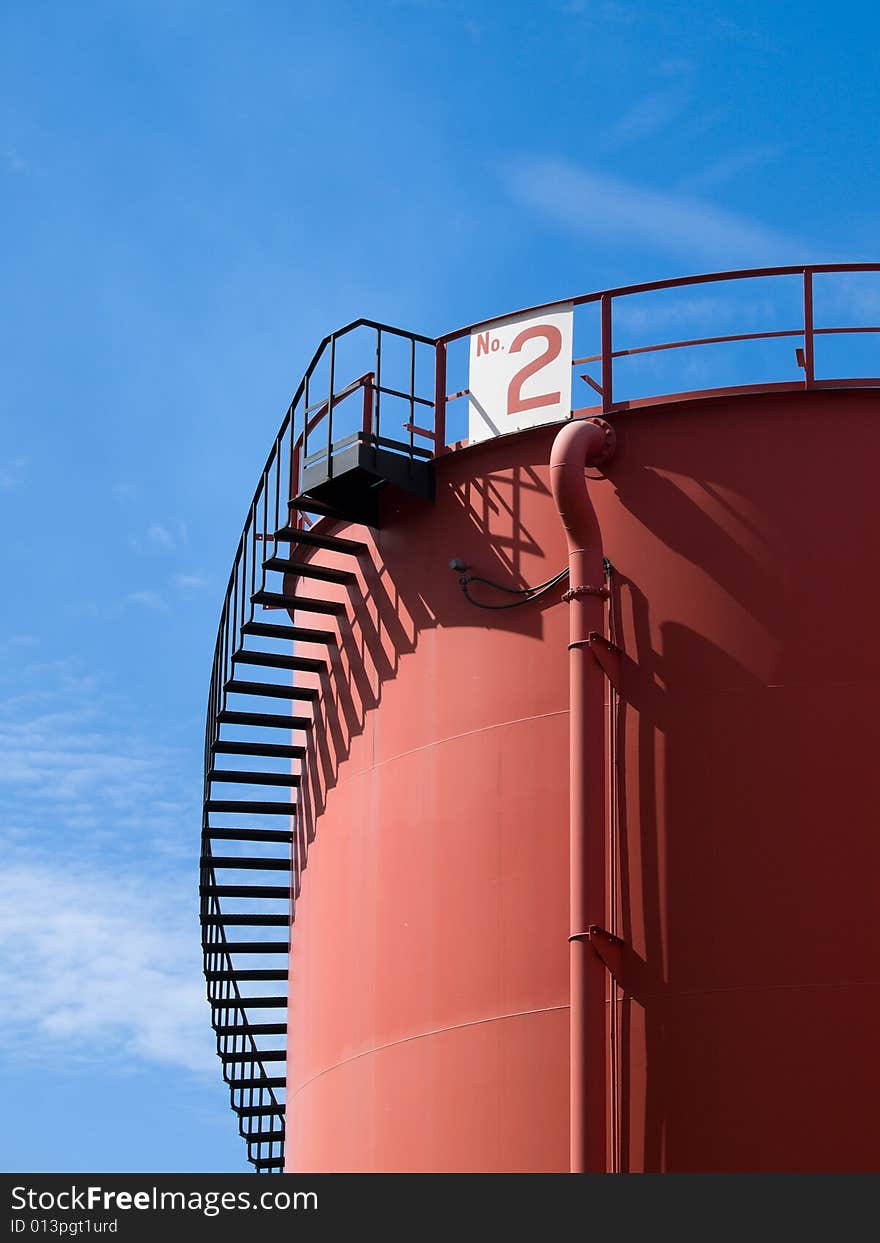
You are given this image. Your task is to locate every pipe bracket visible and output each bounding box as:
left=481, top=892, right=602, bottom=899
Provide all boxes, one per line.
left=587, top=925, right=626, bottom=981
left=587, top=631, right=622, bottom=689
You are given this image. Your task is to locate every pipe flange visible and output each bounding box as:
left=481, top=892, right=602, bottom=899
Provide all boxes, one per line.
left=562, top=584, right=609, bottom=601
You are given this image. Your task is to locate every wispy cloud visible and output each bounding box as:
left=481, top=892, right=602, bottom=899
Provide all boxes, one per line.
left=146, top=523, right=175, bottom=550
left=678, top=143, right=782, bottom=195
left=0, top=859, right=213, bottom=1074
left=127, top=589, right=167, bottom=611
left=559, top=0, right=636, bottom=22
left=0, top=456, right=28, bottom=490
left=0, top=742, right=191, bottom=856
left=2, top=147, right=28, bottom=175
left=130, top=520, right=189, bottom=556
left=0, top=635, right=39, bottom=654
left=503, top=155, right=807, bottom=266
left=0, top=664, right=197, bottom=855
left=601, top=89, right=689, bottom=149
left=0, top=657, right=211, bottom=1076
left=173, top=573, right=208, bottom=591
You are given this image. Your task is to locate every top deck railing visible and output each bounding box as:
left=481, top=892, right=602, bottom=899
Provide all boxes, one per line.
left=245, top=264, right=880, bottom=542
left=436, top=262, right=880, bottom=436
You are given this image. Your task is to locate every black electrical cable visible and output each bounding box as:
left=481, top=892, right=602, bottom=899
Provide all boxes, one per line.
left=454, top=556, right=614, bottom=612
left=457, top=566, right=569, bottom=610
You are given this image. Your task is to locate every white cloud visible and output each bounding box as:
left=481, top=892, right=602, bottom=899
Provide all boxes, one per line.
left=127, top=589, right=167, bottom=610
left=0, top=661, right=216, bottom=1077
left=0, top=456, right=28, bottom=490
left=0, top=859, right=214, bottom=1074
left=0, top=653, right=218, bottom=1081
left=610, top=290, right=788, bottom=336
left=0, top=635, right=39, bottom=654
left=146, top=524, right=175, bottom=550
left=601, top=89, right=689, bottom=149
left=0, top=717, right=165, bottom=816
left=0, top=670, right=198, bottom=851
left=2, top=147, right=28, bottom=175
left=503, top=155, right=807, bottom=266
left=173, top=573, right=208, bottom=590
left=678, top=143, right=782, bottom=195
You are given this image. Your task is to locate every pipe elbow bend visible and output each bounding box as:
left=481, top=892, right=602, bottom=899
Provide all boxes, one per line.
left=549, top=418, right=615, bottom=551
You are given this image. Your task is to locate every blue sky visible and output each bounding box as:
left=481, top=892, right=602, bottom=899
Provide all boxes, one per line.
left=1, top=0, right=878, bottom=1172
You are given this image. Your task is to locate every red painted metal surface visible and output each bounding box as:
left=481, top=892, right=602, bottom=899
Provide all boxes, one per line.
left=284, top=385, right=880, bottom=1172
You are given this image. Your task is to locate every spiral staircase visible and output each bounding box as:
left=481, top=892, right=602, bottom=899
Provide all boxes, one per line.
left=200, top=319, right=438, bottom=1172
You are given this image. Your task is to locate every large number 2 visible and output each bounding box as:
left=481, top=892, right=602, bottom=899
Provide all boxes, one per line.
left=507, top=324, right=563, bottom=416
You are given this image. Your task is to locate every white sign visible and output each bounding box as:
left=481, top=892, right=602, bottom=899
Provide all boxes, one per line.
left=468, top=302, right=574, bottom=445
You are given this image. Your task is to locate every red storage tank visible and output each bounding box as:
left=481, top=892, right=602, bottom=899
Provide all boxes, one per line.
left=286, top=389, right=880, bottom=1172
left=202, top=265, right=880, bottom=1173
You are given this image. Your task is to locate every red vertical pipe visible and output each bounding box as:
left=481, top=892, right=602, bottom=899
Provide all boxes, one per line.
left=549, top=416, right=616, bottom=1174
left=362, top=371, right=375, bottom=435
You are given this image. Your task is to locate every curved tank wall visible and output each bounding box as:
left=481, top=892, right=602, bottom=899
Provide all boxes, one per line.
left=285, top=387, right=880, bottom=1172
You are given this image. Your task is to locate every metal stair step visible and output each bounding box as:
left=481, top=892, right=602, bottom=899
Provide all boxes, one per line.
left=204, top=799, right=295, bottom=816
left=208, top=769, right=300, bottom=788
left=233, top=648, right=327, bottom=674
left=207, top=969, right=288, bottom=982
left=204, top=827, right=293, bottom=844
left=202, top=914, right=290, bottom=926
left=272, top=526, right=367, bottom=555
left=289, top=495, right=347, bottom=519
left=236, top=1104, right=286, bottom=1118
left=200, top=884, right=290, bottom=899
left=246, top=1129, right=286, bottom=1144
left=215, top=1022, right=286, bottom=1037
left=223, top=1050, right=286, bottom=1063
left=263, top=556, right=357, bottom=586
left=252, top=590, right=346, bottom=617
left=218, top=943, right=289, bottom=955
left=241, top=620, right=337, bottom=645
left=217, top=709, right=312, bottom=731
left=224, top=679, right=319, bottom=703
left=229, top=1075, right=285, bottom=1089
left=202, top=856, right=291, bottom=871
left=252, top=1157, right=285, bottom=1171
left=221, top=997, right=287, bottom=1010
left=212, top=741, right=305, bottom=760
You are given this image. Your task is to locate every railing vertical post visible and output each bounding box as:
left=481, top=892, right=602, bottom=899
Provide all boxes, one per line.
left=434, top=339, right=447, bottom=455
left=260, top=472, right=268, bottom=594
left=374, top=329, right=382, bottom=444
left=326, top=335, right=336, bottom=478
left=302, top=372, right=310, bottom=462
left=290, top=440, right=301, bottom=529
left=803, top=269, right=815, bottom=387
left=273, top=443, right=279, bottom=543
left=601, top=294, right=613, bottom=413
left=249, top=498, right=257, bottom=617
left=409, top=336, right=416, bottom=464
left=288, top=397, right=298, bottom=529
